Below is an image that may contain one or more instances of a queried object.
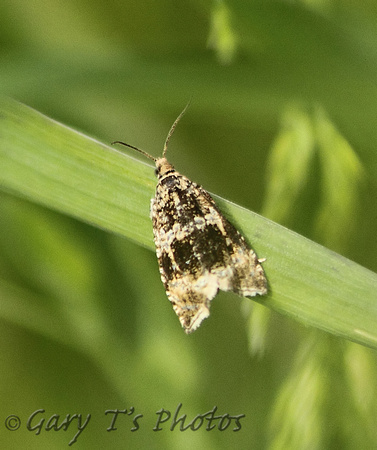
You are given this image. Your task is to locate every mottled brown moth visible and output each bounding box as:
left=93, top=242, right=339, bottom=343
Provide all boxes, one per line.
left=113, top=106, right=267, bottom=334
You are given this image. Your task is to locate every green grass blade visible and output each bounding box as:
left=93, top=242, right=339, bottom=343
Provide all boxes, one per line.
left=1, top=98, right=377, bottom=349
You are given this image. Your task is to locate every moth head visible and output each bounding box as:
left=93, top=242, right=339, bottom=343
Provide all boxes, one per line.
left=155, top=157, right=175, bottom=177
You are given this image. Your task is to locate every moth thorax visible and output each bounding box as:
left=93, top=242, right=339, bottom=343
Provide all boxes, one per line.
left=155, top=157, right=175, bottom=177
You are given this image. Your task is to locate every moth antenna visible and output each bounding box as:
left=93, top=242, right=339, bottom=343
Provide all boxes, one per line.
left=111, top=141, right=157, bottom=162
left=112, top=101, right=191, bottom=161
left=162, top=101, right=190, bottom=158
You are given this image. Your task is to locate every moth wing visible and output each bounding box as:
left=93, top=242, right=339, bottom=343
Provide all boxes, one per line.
left=152, top=173, right=266, bottom=333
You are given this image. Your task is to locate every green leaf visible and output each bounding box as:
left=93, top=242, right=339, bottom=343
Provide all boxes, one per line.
left=207, top=0, right=238, bottom=65
left=1, top=97, right=377, bottom=349
left=262, top=103, right=316, bottom=224
left=315, top=106, right=365, bottom=249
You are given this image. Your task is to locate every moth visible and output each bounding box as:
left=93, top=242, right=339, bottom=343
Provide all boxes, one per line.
left=113, top=106, right=267, bottom=334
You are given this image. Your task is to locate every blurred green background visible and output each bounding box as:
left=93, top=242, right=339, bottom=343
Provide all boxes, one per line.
left=1, top=0, right=377, bottom=448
